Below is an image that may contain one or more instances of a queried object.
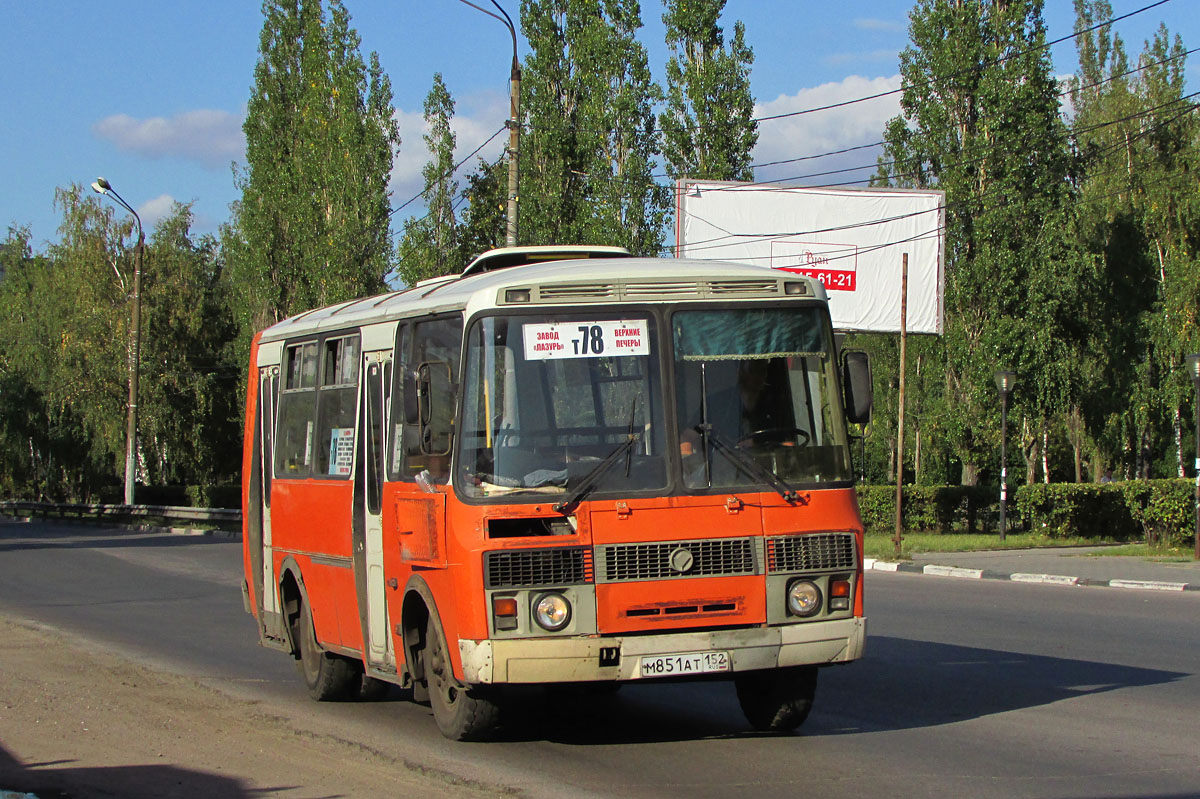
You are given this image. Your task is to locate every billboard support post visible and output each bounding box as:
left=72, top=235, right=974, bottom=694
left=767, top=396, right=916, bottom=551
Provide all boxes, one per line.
left=893, top=253, right=908, bottom=560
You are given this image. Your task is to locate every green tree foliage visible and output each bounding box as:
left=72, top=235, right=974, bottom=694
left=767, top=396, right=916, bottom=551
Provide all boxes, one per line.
left=659, top=0, right=758, bottom=182
left=0, top=226, right=78, bottom=498
left=519, top=0, right=669, bottom=255
left=457, top=156, right=509, bottom=261
left=873, top=0, right=1082, bottom=485
left=0, top=191, right=240, bottom=500
left=227, top=0, right=401, bottom=336
left=397, top=73, right=464, bottom=286
left=138, top=204, right=241, bottom=485
left=1070, top=2, right=1199, bottom=479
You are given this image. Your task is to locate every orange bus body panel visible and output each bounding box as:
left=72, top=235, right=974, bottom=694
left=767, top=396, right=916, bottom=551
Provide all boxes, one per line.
left=240, top=332, right=262, bottom=617
left=597, top=575, right=766, bottom=634
left=271, top=479, right=361, bottom=651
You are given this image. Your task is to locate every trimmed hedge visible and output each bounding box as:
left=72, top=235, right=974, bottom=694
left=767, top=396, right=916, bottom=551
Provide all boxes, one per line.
left=857, top=485, right=997, bottom=535
left=859, top=480, right=1195, bottom=545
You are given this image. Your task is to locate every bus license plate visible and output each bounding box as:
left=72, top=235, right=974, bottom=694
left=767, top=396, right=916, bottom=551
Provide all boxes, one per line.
left=640, top=651, right=730, bottom=677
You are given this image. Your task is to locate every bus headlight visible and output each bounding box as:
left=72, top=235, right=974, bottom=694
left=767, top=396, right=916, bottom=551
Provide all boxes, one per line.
left=786, top=580, right=822, bottom=617
left=533, top=592, right=572, bottom=631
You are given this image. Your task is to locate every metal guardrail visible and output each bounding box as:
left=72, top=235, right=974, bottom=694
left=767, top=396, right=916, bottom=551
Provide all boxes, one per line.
left=0, top=500, right=241, bottom=530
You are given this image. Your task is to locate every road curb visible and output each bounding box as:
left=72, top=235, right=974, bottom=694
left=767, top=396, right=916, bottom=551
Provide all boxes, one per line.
left=922, top=564, right=984, bottom=579
left=1107, top=579, right=1188, bottom=592
left=1010, top=573, right=1080, bottom=586
left=865, top=558, right=1195, bottom=593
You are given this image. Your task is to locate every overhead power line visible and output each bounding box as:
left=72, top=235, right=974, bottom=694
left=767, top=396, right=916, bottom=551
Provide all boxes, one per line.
left=389, top=124, right=507, bottom=218
left=668, top=97, right=1197, bottom=258
left=751, top=0, right=1173, bottom=125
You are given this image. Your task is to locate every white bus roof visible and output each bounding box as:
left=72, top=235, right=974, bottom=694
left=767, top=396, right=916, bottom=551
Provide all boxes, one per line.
left=258, top=254, right=827, bottom=344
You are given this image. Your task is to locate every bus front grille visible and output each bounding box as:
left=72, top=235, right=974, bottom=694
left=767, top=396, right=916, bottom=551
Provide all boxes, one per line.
left=766, top=533, right=856, bottom=573
left=597, top=538, right=758, bottom=583
left=484, top=547, right=592, bottom=589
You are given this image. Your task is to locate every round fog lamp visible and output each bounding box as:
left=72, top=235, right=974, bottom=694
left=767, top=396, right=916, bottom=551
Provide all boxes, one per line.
left=533, top=592, right=572, bottom=631
left=787, top=580, right=822, bottom=617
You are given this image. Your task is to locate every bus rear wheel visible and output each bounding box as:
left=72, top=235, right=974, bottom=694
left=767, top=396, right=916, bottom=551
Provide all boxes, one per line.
left=424, top=616, right=500, bottom=740
left=295, top=599, right=357, bottom=701
left=734, top=665, right=818, bottom=732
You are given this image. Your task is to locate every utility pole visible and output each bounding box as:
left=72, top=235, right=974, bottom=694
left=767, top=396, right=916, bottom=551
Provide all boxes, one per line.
left=893, top=253, right=908, bottom=560
left=91, top=177, right=143, bottom=506
left=457, top=0, right=520, bottom=246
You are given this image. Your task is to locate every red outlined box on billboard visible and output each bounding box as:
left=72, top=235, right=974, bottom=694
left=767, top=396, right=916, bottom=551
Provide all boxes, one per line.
left=771, top=240, right=858, bottom=292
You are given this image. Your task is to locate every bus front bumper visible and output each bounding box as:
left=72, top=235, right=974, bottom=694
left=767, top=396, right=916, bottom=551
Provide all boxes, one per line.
left=458, top=616, right=865, bottom=685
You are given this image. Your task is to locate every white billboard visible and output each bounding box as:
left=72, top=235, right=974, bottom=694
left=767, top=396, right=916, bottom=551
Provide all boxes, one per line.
left=676, top=181, right=945, bottom=334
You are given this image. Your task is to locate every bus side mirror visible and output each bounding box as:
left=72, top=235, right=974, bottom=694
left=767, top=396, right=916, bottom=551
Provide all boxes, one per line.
left=403, top=370, right=419, bottom=424
left=842, top=351, right=872, bottom=425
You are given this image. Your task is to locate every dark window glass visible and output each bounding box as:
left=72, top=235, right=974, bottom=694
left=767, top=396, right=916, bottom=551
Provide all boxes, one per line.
left=458, top=313, right=665, bottom=501
left=403, top=317, right=463, bottom=484
left=315, top=335, right=360, bottom=478
left=276, top=341, right=318, bottom=477
left=365, top=363, right=383, bottom=514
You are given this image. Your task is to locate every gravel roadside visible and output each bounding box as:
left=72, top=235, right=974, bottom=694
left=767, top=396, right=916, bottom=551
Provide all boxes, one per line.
left=0, top=614, right=505, bottom=799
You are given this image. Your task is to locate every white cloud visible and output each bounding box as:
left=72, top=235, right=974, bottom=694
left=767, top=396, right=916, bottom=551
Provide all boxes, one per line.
left=138, top=194, right=177, bottom=230
left=92, top=109, right=245, bottom=170
left=389, top=89, right=509, bottom=219
left=752, top=74, right=902, bottom=186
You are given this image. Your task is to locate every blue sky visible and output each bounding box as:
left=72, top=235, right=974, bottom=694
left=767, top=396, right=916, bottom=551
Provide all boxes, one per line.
left=2, top=1, right=1197, bottom=250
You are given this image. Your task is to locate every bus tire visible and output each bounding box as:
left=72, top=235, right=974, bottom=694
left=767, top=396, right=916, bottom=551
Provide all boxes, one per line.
left=424, top=616, right=500, bottom=740
left=296, top=599, right=357, bottom=701
left=734, top=665, right=817, bottom=732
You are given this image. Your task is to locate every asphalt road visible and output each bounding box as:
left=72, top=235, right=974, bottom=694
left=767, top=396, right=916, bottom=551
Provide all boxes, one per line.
left=1, top=518, right=1198, bottom=799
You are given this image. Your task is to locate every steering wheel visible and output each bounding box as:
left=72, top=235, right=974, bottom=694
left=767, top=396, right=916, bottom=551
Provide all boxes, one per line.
left=737, top=427, right=811, bottom=448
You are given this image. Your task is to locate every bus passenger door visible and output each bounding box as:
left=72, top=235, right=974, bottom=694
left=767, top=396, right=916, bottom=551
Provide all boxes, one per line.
left=357, top=353, right=393, bottom=669
left=254, top=366, right=286, bottom=644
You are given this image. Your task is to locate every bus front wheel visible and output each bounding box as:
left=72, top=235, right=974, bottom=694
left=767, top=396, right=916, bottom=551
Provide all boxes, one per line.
left=296, top=599, right=357, bottom=701
left=424, top=616, right=501, bottom=740
left=734, top=665, right=817, bottom=732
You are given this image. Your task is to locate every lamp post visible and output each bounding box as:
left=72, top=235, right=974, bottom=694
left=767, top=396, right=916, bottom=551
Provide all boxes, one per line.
left=994, top=370, right=1017, bottom=541
left=91, top=177, right=144, bottom=506
left=1188, top=354, right=1200, bottom=560
left=457, top=0, right=520, bottom=247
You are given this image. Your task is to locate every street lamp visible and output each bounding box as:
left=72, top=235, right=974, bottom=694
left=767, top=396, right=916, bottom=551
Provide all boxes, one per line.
left=457, top=0, right=520, bottom=247
left=1188, top=353, right=1200, bottom=560
left=994, top=370, right=1017, bottom=541
left=91, top=177, right=144, bottom=506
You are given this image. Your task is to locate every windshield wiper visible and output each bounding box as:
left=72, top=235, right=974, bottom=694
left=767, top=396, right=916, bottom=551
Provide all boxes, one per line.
left=552, top=433, right=641, bottom=515
left=697, top=423, right=800, bottom=503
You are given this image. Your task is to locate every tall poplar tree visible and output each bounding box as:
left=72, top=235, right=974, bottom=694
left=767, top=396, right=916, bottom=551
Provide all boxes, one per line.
left=228, top=0, right=400, bottom=336
left=1071, top=2, right=1200, bottom=478
left=457, top=156, right=508, bottom=261
left=397, top=73, right=463, bottom=286
left=875, top=0, right=1081, bottom=485
left=1069, top=0, right=1150, bottom=478
left=519, top=0, right=669, bottom=255
left=659, top=0, right=757, bottom=182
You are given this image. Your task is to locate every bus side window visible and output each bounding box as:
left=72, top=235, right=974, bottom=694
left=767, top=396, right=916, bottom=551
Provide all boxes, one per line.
left=259, top=369, right=277, bottom=504
left=365, top=362, right=383, bottom=514
left=387, top=325, right=410, bottom=481
left=315, top=335, right=360, bottom=477
left=402, top=316, right=462, bottom=484
left=275, top=341, right=318, bottom=477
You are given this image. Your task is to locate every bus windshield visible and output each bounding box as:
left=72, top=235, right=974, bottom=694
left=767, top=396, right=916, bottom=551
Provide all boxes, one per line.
left=458, top=312, right=667, bottom=500
left=673, top=306, right=853, bottom=489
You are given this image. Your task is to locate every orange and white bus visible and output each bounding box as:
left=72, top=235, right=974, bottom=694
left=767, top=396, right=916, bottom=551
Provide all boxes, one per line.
left=242, top=246, right=872, bottom=740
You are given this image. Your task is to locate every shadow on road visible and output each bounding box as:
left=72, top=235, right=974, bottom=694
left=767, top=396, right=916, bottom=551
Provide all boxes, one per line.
left=494, top=635, right=1187, bottom=744
left=0, top=742, right=285, bottom=799
left=806, top=634, right=1188, bottom=734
